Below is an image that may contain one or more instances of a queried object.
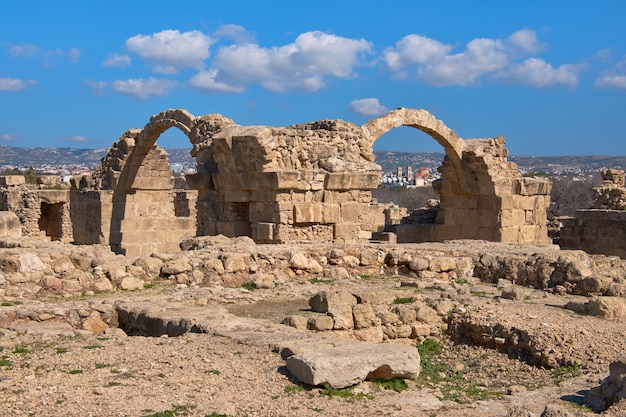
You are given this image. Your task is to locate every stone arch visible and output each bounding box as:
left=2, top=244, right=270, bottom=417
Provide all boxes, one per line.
left=362, top=108, right=468, bottom=192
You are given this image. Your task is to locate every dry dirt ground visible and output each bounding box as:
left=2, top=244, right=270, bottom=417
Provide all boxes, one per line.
left=0, top=267, right=624, bottom=417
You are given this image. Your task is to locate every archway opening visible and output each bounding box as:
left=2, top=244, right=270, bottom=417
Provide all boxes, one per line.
left=371, top=126, right=444, bottom=223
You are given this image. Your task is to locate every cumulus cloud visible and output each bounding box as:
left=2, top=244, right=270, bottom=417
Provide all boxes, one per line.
left=349, top=98, right=389, bottom=116
left=192, top=31, right=372, bottom=93
left=103, top=53, right=132, bottom=68
left=595, top=74, right=626, bottom=89
left=0, top=77, right=36, bottom=92
left=505, top=29, right=544, bottom=55
left=9, top=43, right=40, bottom=57
left=189, top=69, right=245, bottom=93
left=382, top=34, right=451, bottom=71
left=126, top=29, right=214, bottom=73
left=111, top=77, right=177, bottom=100
left=496, top=58, right=581, bottom=87
left=1, top=133, right=20, bottom=142
left=382, top=29, right=576, bottom=87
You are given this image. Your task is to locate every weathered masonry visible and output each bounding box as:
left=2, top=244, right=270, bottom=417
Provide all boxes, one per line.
left=2, top=108, right=552, bottom=256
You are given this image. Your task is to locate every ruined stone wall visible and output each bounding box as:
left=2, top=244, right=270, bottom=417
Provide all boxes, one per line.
left=193, top=120, right=385, bottom=244
left=560, top=169, right=626, bottom=258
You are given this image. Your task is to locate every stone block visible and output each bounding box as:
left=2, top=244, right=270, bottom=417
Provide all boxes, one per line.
left=253, top=222, right=274, bottom=241
left=216, top=221, right=251, bottom=237
left=293, top=203, right=323, bottom=224
left=334, top=223, right=359, bottom=240
left=322, top=204, right=340, bottom=223
left=224, top=190, right=250, bottom=203
left=325, top=172, right=381, bottom=190
left=0, top=175, right=26, bottom=186
left=0, top=211, right=22, bottom=238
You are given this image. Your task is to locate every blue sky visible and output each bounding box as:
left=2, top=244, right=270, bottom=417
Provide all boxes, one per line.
left=1, top=0, right=625, bottom=156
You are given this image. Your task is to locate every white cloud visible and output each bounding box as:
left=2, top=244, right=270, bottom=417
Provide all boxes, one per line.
left=349, top=98, right=389, bottom=116
left=496, top=58, right=581, bottom=87
left=194, top=31, right=372, bottom=93
left=505, top=29, right=544, bottom=55
left=103, top=53, right=132, bottom=68
left=382, top=29, right=575, bottom=87
left=0, top=77, right=36, bottom=91
left=1, top=133, right=20, bottom=142
left=382, top=34, right=451, bottom=71
left=68, top=48, right=81, bottom=62
left=214, top=24, right=255, bottom=43
left=595, top=74, right=626, bottom=89
left=419, top=38, right=511, bottom=86
left=111, top=77, right=177, bottom=100
left=9, top=43, right=40, bottom=57
left=85, top=80, right=108, bottom=95
left=65, top=135, right=87, bottom=143
left=189, top=69, right=245, bottom=93
left=126, top=29, right=214, bottom=73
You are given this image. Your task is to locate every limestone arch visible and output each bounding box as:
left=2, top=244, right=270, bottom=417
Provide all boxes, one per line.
left=362, top=107, right=468, bottom=192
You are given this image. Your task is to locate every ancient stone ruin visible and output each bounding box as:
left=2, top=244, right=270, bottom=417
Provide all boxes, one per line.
left=560, top=168, right=626, bottom=258
left=1, top=108, right=552, bottom=257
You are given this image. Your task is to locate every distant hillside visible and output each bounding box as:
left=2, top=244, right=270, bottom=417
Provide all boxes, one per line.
left=1, top=145, right=625, bottom=175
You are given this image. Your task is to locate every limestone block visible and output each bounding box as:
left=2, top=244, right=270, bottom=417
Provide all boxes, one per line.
left=341, top=202, right=362, bottom=223
left=334, top=223, right=359, bottom=240
left=252, top=222, right=274, bottom=241
left=224, top=190, right=250, bottom=203
left=0, top=175, right=26, bottom=186
left=282, top=315, right=308, bottom=330
left=0, top=211, right=22, bottom=238
left=307, top=316, right=334, bottom=331
left=293, top=203, right=322, bottom=224
left=285, top=342, right=420, bottom=388
left=352, top=304, right=379, bottom=329
left=499, top=209, right=526, bottom=227
left=322, top=204, right=340, bottom=223
left=325, top=172, right=381, bottom=190
left=272, top=171, right=300, bottom=190
left=353, top=326, right=384, bottom=342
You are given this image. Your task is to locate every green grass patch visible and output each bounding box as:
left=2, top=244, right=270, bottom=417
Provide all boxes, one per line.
left=143, top=283, right=154, bottom=289
left=13, top=346, right=29, bottom=354
left=205, top=369, right=220, bottom=375
left=551, top=363, right=582, bottom=385
left=95, top=363, right=111, bottom=369
left=470, top=291, right=488, bottom=297
left=83, top=344, right=102, bottom=350
left=141, top=405, right=195, bottom=417
left=68, top=369, right=83, bottom=375
left=55, top=347, right=68, bottom=354
left=0, top=355, right=12, bottom=369
left=416, top=338, right=503, bottom=403
left=284, top=384, right=305, bottom=395
left=393, top=297, right=413, bottom=305
left=358, top=274, right=373, bottom=280
left=240, top=281, right=256, bottom=291
left=1, top=301, right=23, bottom=307
left=308, top=277, right=333, bottom=284
left=319, top=383, right=371, bottom=401
left=373, top=377, right=408, bottom=392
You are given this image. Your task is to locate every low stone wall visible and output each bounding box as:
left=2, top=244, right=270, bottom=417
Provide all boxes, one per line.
left=1, top=238, right=624, bottom=302
left=560, top=209, right=626, bottom=258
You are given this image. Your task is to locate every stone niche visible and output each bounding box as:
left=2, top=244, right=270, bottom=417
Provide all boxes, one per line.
left=2, top=108, right=553, bottom=257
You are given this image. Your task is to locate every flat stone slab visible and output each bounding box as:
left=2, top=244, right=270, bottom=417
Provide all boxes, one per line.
left=8, top=321, right=75, bottom=338
left=286, top=342, right=420, bottom=389
left=115, top=301, right=421, bottom=388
